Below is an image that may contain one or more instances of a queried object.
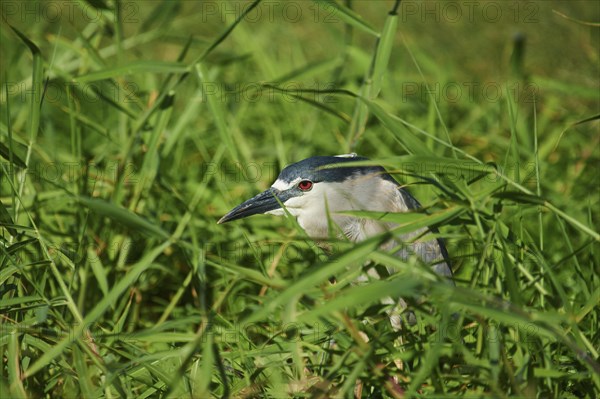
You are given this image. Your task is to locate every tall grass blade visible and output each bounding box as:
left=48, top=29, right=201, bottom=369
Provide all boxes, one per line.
left=371, top=11, right=397, bottom=98
left=76, top=196, right=169, bottom=239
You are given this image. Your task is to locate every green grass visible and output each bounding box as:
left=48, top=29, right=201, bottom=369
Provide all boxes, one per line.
left=1, top=1, right=599, bottom=397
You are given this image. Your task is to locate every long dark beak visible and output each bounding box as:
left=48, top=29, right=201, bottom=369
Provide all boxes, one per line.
left=218, top=188, right=283, bottom=224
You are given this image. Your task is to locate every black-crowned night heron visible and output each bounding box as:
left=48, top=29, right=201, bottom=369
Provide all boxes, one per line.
left=218, top=154, right=453, bottom=328
left=218, top=154, right=452, bottom=277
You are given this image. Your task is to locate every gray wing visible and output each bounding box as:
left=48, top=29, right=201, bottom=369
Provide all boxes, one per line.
left=397, top=188, right=454, bottom=280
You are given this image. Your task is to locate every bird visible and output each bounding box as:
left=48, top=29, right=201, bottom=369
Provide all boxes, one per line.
left=218, top=154, right=453, bottom=326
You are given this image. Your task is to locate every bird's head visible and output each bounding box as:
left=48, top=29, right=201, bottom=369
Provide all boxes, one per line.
left=218, top=154, right=401, bottom=238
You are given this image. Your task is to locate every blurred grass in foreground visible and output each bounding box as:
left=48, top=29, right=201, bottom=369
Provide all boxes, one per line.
left=1, top=1, right=599, bottom=397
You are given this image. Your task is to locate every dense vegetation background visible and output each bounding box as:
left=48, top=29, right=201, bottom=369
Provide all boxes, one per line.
left=1, top=1, right=598, bottom=397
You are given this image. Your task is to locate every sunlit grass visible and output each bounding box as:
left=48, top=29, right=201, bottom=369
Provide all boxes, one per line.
left=1, top=1, right=599, bottom=397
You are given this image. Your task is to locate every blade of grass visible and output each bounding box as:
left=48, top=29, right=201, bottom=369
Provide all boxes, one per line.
left=8, top=24, right=43, bottom=224
left=132, top=92, right=175, bottom=205
left=190, top=333, right=214, bottom=397
left=370, top=10, right=398, bottom=98
left=7, top=330, right=27, bottom=399
left=76, top=196, right=169, bottom=240
left=72, top=345, right=95, bottom=398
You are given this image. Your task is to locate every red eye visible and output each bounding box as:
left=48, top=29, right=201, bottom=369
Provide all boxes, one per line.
left=297, top=180, right=313, bottom=191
